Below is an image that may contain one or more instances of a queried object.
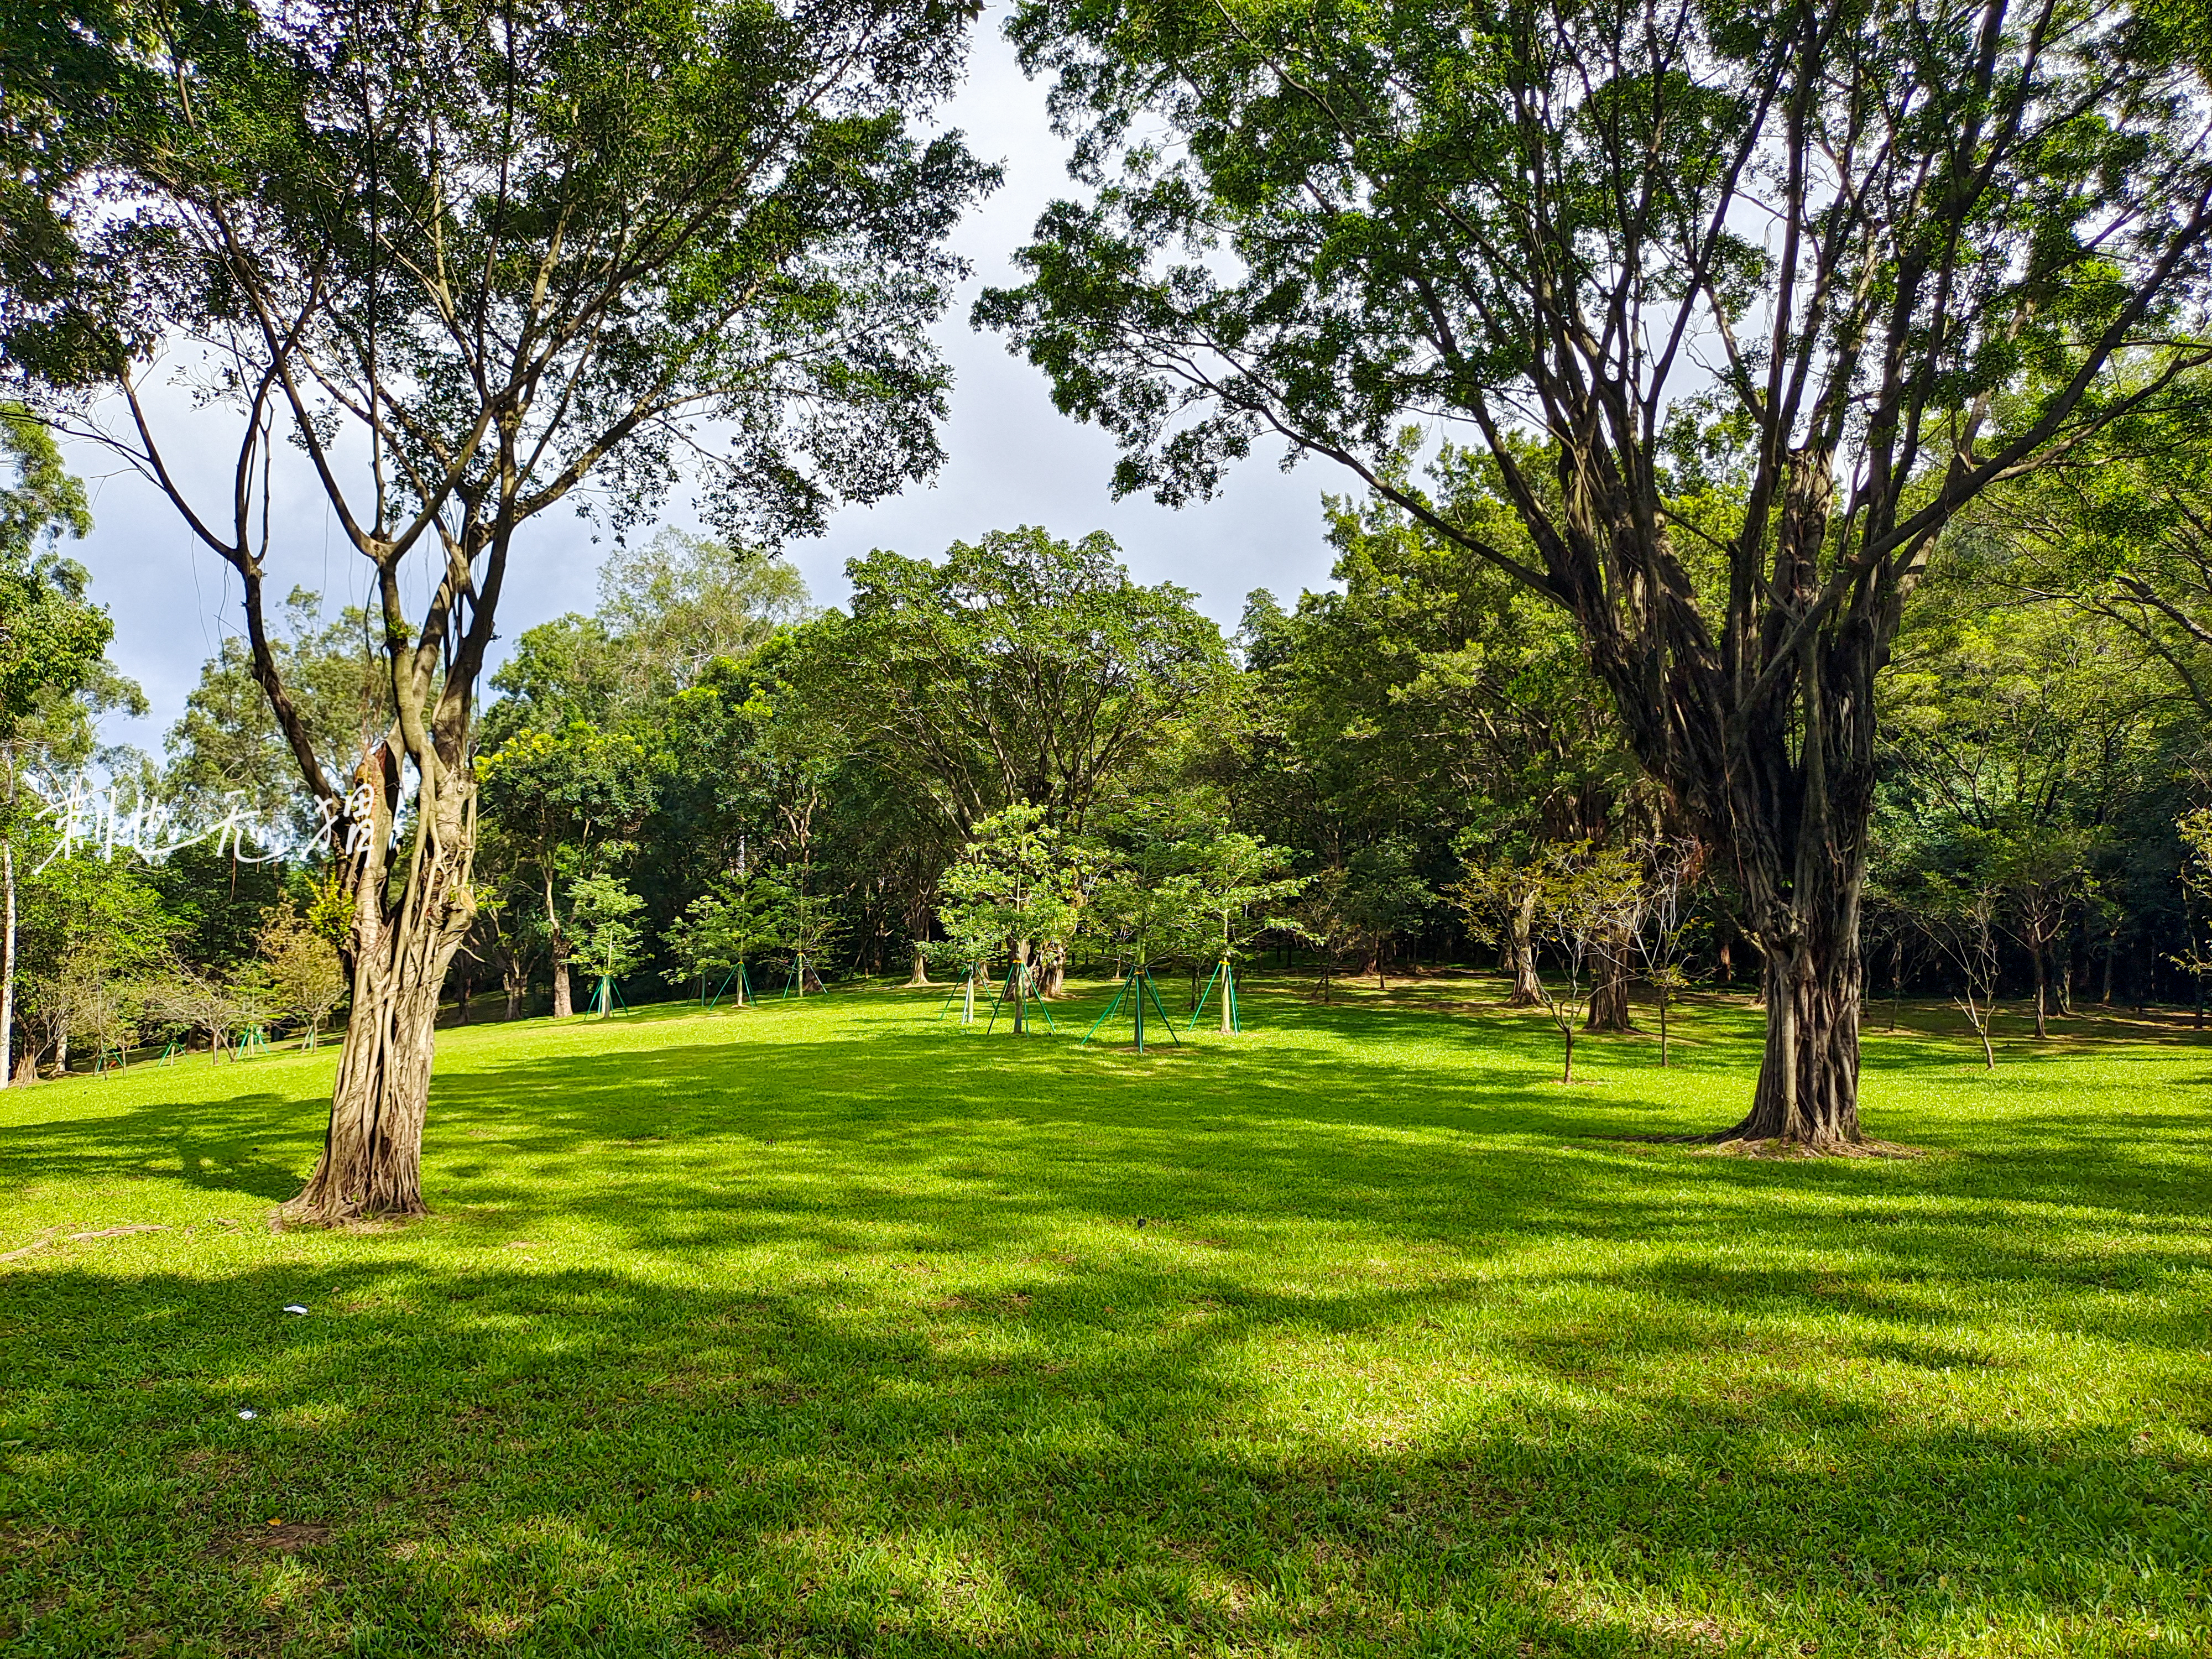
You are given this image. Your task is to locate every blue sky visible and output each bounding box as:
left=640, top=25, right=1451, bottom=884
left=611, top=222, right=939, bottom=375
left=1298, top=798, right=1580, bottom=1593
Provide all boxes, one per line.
left=60, top=12, right=1343, bottom=758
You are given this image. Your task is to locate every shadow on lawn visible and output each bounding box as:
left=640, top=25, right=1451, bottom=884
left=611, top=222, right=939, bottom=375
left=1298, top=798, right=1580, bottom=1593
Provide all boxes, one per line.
left=6, top=1242, right=2208, bottom=1657
left=4, top=997, right=2209, bottom=1654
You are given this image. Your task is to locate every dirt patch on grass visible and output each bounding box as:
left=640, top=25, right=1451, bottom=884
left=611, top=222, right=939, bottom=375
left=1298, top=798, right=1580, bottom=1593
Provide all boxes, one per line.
left=215, top=1521, right=331, bottom=1557
left=1704, top=1135, right=1926, bottom=1160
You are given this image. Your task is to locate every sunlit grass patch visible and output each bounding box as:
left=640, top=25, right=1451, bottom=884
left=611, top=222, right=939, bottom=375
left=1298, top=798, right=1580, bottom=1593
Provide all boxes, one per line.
left=2, top=975, right=2208, bottom=1656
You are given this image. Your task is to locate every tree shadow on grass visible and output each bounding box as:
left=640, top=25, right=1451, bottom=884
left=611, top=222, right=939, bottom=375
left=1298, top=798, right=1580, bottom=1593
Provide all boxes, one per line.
left=4, top=1243, right=2206, bottom=1657
left=4, top=1003, right=2209, bottom=1653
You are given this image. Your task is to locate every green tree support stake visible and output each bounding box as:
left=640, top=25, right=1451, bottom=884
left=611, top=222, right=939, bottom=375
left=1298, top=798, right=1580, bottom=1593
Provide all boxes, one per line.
left=985, top=961, right=1057, bottom=1035
left=1082, top=964, right=1180, bottom=1052
left=1187, top=958, right=1243, bottom=1034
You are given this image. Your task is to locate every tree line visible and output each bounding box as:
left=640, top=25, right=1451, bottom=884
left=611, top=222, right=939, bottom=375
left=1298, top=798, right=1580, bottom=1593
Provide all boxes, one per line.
left=11, top=437, right=2212, bottom=1090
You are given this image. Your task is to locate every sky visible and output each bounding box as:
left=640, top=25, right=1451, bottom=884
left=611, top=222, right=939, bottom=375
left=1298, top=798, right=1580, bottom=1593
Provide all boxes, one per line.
left=59, top=11, right=1344, bottom=761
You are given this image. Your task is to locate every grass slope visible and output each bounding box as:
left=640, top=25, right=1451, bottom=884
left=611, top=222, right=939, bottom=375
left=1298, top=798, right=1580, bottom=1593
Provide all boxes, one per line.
left=2, top=978, right=2208, bottom=1657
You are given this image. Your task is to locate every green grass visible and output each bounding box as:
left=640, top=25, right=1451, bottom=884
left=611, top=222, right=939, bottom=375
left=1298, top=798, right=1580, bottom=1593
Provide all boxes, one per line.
left=3, top=976, right=2208, bottom=1657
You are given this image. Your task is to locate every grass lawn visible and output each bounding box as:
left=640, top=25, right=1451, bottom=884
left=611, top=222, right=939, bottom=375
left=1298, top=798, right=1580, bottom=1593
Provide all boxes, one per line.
left=2, top=975, right=2208, bottom=1657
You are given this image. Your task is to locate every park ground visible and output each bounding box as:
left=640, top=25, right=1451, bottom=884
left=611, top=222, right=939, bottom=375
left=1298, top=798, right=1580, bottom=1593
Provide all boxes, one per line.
left=1, top=975, right=2208, bottom=1657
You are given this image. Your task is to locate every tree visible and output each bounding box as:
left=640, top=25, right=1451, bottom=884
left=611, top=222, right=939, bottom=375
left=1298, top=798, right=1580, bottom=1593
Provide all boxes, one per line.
left=801, top=527, right=1238, bottom=840
left=983, top=0, right=2212, bottom=1147
left=1999, top=827, right=2098, bottom=1037
left=1289, top=866, right=1358, bottom=1005
left=1922, top=877, right=2006, bottom=1070
left=1631, top=837, right=1707, bottom=1069
left=145, top=956, right=252, bottom=1064
left=2167, top=808, right=2212, bottom=1019
left=568, top=873, right=646, bottom=1018
left=10, top=835, right=169, bottom=1076
left=1342, top=836, right=1432, bottom=993
left=1188, top=828, right=1304, bottom=1032
left=480, top=534, right=811, bottom=748
left=1524, top=844, right=1646, bottom=1086
left=1446, top=835, right=1555, bottom=1008
left=1089, top=843, right=1207, bottom=975
left=764, top=871, right=844, bottom=997
left=925, top=898, right=1005, bottom=1026
left=663, top=870, right=782, bottom=1009
left=936, top=803, right=1092, bottom=1032
left=596, top=531, right=812, bottom=707
left=0, top=404, right=107, bottom=1087
left=254, top=901, right=346, bottom=1048
left=479, top=726, right=659, bottom=1018
left=16, top=0, right=994, bottom=1220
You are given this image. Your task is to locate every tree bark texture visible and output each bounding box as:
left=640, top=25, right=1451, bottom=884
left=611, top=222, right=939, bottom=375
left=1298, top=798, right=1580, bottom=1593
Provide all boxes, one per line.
left=288, top=758, right=477, bottom=1224
left=1584, top=947, right=1636, bottom=1032
left=1505, top=894, right=1543, bottom=1005
left=906, top=943, right=933, bottom=987
left=1724, top=853, right=1865, bottom=1148
left=551, top=959, right=574, bottom=1019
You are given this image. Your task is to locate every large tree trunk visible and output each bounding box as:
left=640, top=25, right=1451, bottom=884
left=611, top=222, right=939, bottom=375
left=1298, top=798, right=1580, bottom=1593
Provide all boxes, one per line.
left=1629, top=449, right=1876, bottom=1152
left=906, top=942, right=933, bottom=988
left=1505, top=893, right=1542, bottom=1005
left=1584, top=946, right=1636, bottom=1032
left=288, top=766, right=477, bottom=1225
left=503, top=958, right=525, bottom=1021
left=1720, top=881, right=1864, bottom=1150
left=551, top=958, right=574, bottom=1019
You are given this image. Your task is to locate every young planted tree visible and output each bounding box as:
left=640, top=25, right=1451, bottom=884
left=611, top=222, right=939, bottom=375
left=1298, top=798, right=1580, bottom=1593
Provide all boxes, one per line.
left=1524, top=846, right=1647, bottom=1086
left=925, top=905, right=1004, bottom=1027
left=936, top=803, right=1088, bottom=1034
left=664, top=870, right=782, bottom=1010
left=1290, top=866, right=1358, bottom=1005
left=1923, top=879, right=2006, bottom=1070
left=569, top=873, right=645, bottom=1019
left=984, top=0, right=2212, bottom=1147
left=1998, top=828, right=2096, bottom=1039
left=766, top=873, right=843, bottom=998
left=15, top=0, right=993, bottom=1219
left=1188, top=830, right=1303, bottom=1033
left=145, top=956, right=250, bottom=1064
left=463, top=865, right=538, bottom=1024
left=1086, top=826, right=1208, bottom=1050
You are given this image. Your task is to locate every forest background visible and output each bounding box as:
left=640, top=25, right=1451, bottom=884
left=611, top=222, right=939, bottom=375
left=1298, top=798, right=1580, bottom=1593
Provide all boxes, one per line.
left=7, top=395, right=2210, bottom=1080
